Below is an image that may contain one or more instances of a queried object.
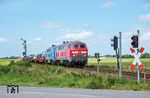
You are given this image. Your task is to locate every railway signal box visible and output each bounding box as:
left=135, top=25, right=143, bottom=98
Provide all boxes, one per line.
left=95, top=53, right=100, bottom=58
left=111, top=36, right=118, bottom=50
left=131, top=35, right=138, bottom=48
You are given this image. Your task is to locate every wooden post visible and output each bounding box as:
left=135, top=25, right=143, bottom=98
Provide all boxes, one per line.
left=144, top=68, right=146, bottom=83
left=97, top=58, right=99, bottom=74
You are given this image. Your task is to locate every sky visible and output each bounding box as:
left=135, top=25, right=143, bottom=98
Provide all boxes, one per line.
left=0, top=0, right=150, bottom=57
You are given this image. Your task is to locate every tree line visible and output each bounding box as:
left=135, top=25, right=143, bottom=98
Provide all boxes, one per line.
left=122, top=53, right=150, bottom=58
left=1, top=53, right=150, bottom=59
left=0, top=56, right=21, bottom=59
left=88, top=53, right=150, bottom=58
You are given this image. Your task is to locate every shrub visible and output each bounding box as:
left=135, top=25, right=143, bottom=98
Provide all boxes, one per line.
left=8, top=60, right=15, bottom=66
left=38, top=79, right=46, bottom=85
left=47, top=66, right=65, bottom=75
left=115, top=77, right=129, bottom=85
left=0, top=66, right=10, bottom=73
left=107, top=76, right=116, bottom=87
left=54, top=67, right=64, bottom=74
left=15, top=61, right=32, bottom=67
left=86, top=76, right=103, bottom=89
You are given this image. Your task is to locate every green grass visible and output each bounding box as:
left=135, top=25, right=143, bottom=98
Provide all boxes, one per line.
left=0, top=60, right=150, bottom=91
left=87, top=58, right=150, bottom=70
left=0, top=59, right=11, bottom=66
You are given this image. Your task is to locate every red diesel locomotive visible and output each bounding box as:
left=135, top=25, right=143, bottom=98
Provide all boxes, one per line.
left=56, top=41, right=88, bottom=67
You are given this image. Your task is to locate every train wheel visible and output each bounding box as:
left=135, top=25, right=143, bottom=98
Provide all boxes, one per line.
left=56, top=61, right=60, bottom=66
left=79, top=64, right=84, bottom=68
left=65, top=60, right=70, bottom=67
left=51, top=61, right=54, bottom=65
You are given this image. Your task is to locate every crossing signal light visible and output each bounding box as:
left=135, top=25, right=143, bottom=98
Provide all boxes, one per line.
left=131, top=35, right=138, bottom=48
left=111, top=36, right=118, bottom=50
left=23, top=52, right=26, bottom=56
left=95, top=53, right=100, bottom=58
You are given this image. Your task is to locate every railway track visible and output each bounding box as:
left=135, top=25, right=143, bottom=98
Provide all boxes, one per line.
left=84, top=66, right=150, bottom=82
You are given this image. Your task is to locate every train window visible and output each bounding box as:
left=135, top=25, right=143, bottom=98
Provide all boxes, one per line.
left=64, top=44, right=70, bottom=49
left=80, top=43, right=86, bottom=48
left=67, top=45, right=70, bottom=49
left=48, top=54, right=50, bottom=57
left=64, top=45, right=67, bottom=49
left=47, top=48, right=51, bottom=52
left=73, top=43, right=78, bottom=49
left=62, top=46, right=64, bottom=50
left=59, top=46, right=64, bottom=50
left=58, top=47, right=61, bottom=50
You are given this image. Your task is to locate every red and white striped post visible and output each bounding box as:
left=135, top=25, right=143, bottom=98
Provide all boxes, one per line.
left=129, top=30, right=145, bottom=83
left=129, top=47, right=145, bottom=71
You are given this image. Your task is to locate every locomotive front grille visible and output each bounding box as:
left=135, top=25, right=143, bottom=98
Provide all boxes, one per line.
left=72, top=54, right=87, bottom=62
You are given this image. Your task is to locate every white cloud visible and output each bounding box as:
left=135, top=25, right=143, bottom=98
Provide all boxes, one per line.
left=32, top=37, right=42, bottom=41
left=101, top=1, right=114, bottom=9
left=28, top=37, right=42, bottom=44
left=41, top=21, right=91, bottom=35
left=139, top=13, right=150, bottom=22
left=0, top=37, right=8, bottom=43
left=143, top=3, right=150, bottom=9
left=122, top=32, right=132, bottom=41
left=141, top=31, right=150, bottom=41
left=15, top=32, right=21, bottom=35
left=83, top=23, right=89, bottom=27
left=41, top=21, right=68, bottom=32
left=57, top=30, right=93, bottom=40
left=139, top=30, right=150, bottom=52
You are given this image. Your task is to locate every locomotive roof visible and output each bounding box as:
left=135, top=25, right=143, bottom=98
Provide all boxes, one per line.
left=58, top=40, right=85, bottom=46
left=46, top=40, right=86, bottom=50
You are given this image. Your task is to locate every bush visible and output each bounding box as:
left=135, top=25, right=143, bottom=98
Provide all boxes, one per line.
left=141, top=53, right=150, bottom=58
left=115, top=77, right=129, bottom=85
left=0, top=66, right=10, bottom=73
left=54, top=67, right=64, bottom=74
left=86, top=76, right=103, bottom=89
left=15, top=61, right=32, bottom=67
left=8, top=60, right=15, bottom=66
left=47, top=66, right=65, bottom=75
left=107, top=76, right=116, bottom=87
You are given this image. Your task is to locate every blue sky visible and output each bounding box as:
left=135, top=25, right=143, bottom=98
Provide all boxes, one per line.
left=0, top=0, right=150, bottom=57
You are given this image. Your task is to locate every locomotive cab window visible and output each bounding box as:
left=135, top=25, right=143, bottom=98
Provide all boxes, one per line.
left=80, top=43, right=86, bottom=48
left=64, top=44, right=70, bottom=49
left=73, top=43, right=78, bottom=49
left=67, top=45, right=70, bottom=49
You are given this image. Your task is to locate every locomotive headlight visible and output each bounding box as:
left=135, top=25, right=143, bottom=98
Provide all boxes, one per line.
left=72, top=51, right=78, bottom=54
left=81, top=51, right=87, bottom=53
left=84, top=54, right=86, bottom=57
left=73, top=54, right=75, bottom=57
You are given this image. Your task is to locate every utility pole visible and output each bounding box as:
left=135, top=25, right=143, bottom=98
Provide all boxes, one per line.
left=137, top=30, right=140, bottom=83
left=116, top=48, right=120, bottom=77
left=111, top=33, right=122, bottom=79
left=21, top=38, right=27, bottom=58
left=119, top=32, right=122, bottom=78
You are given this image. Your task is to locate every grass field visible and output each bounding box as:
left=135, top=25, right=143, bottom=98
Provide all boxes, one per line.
left=87, top=58, right=150, bottom=70
left=0, top=59, right=11, bottom=66
left=0, top=59, right=150, bottom=90
left=0, top=58, right=150, bottom=70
